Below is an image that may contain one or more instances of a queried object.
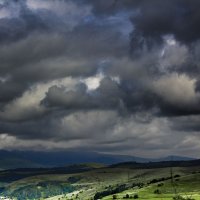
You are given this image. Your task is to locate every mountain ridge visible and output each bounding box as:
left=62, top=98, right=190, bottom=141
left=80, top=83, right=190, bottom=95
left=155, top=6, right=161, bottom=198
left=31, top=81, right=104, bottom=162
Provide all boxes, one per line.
left=0, top=150, right=196, bottom=170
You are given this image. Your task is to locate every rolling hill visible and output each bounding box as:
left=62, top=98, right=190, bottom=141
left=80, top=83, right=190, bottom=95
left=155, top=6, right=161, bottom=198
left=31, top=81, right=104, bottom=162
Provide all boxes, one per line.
left=0, top=159, right=200, bottom=200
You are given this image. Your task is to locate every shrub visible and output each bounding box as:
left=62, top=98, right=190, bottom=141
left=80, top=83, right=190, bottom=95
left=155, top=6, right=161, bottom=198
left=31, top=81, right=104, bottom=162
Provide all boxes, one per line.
left=154, top=189, right=161, bottom=194
left=123, top=194, right=129, bottom=198
left=132, top=183, right=144, bottom=188
left=94, top=184, right=127, bottom=200
left=133, top=194, right=139, bottom=199
left=67, top=176, right=81, bottom=184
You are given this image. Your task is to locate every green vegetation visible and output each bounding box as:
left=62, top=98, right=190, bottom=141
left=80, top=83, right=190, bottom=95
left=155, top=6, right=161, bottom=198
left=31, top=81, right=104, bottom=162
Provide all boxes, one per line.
left=2, top=181, right=75, bottom=200
left=0, top=162, right=200, bottom=200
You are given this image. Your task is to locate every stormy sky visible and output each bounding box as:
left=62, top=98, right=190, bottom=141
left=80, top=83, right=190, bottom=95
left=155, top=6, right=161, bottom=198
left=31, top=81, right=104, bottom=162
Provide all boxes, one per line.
left=0, top=0, right=200, bottom=158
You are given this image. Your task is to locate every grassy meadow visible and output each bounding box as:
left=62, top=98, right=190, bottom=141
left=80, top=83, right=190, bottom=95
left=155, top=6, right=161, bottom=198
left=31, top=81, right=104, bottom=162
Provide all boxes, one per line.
left=0, top=162, right=200, bottom=200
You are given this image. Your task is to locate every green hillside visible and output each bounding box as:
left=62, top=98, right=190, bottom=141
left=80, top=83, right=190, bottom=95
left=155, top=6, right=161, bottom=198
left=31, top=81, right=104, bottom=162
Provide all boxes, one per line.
left=0, top=162, right=200, bottom=200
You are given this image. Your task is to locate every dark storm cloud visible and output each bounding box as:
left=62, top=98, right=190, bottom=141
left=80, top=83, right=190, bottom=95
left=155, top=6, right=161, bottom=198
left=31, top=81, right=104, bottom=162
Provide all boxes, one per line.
left=125, top=0, right=200, bottom=59
left=42, top=76, right=159, bottom=116
left=171, top=116, right=200, bottom=132
left=87, top=0, right=200, bottom=44
left=42, top=83, right=94, bottom=109
left=0, top=109, right=120, bottom=140
left=131, top=0, right=200, bottom=44
left=1, top=0, right=200, bottom=157
left=0, top=0, right=47, bottom=44
left=42, top=77, right=125, bottom=111
left=0, top=32, right=98, bottom=104
left=0, top=80, right=25, bottom=103
left=195, top=80, right=200, bottom=93
left=82, top=0, right=142, bottom=16
left=0, top=0, right=127, bottom=104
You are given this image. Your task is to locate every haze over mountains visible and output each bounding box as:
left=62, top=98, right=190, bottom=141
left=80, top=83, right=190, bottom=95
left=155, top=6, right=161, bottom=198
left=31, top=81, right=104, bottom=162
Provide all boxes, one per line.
left=0, top=150, right=195, bottom=170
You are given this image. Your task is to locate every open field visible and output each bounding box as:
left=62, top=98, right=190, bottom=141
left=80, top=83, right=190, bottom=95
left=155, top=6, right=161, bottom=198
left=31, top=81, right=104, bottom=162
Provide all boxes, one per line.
left=0, top=161, right=200, bottom=200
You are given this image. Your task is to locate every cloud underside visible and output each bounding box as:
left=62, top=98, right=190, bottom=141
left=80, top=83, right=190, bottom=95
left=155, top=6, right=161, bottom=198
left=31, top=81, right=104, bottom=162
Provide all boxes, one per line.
left=0, top=0, right=200, bottom=157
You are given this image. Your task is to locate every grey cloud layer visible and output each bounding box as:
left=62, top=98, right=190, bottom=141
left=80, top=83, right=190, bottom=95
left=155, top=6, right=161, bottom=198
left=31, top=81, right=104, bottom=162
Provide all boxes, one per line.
left=0, top=0, right=200, bottom=157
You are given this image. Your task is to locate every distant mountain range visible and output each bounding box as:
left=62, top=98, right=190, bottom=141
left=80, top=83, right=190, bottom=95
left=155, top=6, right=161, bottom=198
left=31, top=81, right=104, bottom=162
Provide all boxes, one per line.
left=0, top=150, right=196, bottom=170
